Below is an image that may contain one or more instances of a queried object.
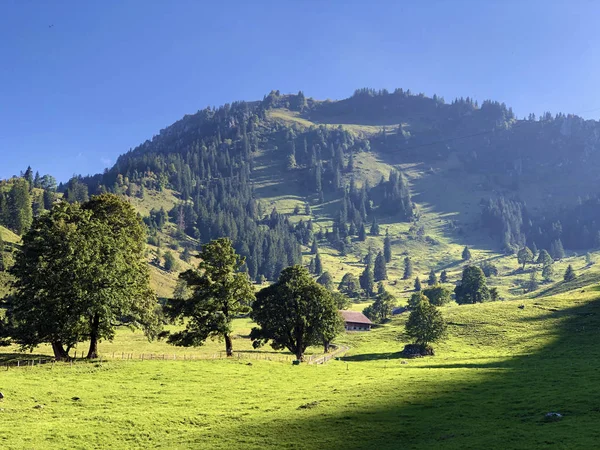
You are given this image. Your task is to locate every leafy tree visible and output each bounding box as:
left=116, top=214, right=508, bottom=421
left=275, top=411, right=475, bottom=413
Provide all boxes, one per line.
left=331, top=291, right=351, bottom=310
left=384, top=233, right=392, bottom=263
left=422, top=285, right=451, bottom=306
left=314, top=252, right=323, bottom=276
left=427, top=269, right=437, bottom=286
left=480, top=261, right=499, bottom=277
left=359, top=260, right=375, bottom=298
left=527, top=270, right=539, bottom=292
left=440, top=269, right=448, bottom=283
left=403, top=256, right=413, bottom=279
left=517, top=247, right=534, bottom=269
left=338, top=272, right=361, bottom=298
left=462, top=246, right=472, bottom=261
left=250, top=266, right=343, bottom=361
left=181, top=247, right=191, bottom=263
left=542, top=263, right=554, bottom=282
left=454, top=266, right=490, bottom=304
left=536, top=249, right=552, bottom=266
left=363, top=290, right=396, bottom=323
left=9, top=196, right=160, bottom=360
left=316, top=271, right=334, bottom=290
left=564, top=264, right=576, bottom=282
left=166, top=238, right=255, bottom=357
left=414, top=276, right=422, bottom=291
left=489, top=287, right=499, bottom=302
left=405, top=299, right=447, bottom=347
left=173, top=278, right=191, bottom=301
left=163, top=251, right=178, bottom=272
left=374, top=251, right=387, bottom=281
left=408, top=292, right=428, bottom=309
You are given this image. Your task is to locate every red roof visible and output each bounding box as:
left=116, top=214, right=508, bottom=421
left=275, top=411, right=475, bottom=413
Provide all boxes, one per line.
left=340, top=310, right=373, bottom=325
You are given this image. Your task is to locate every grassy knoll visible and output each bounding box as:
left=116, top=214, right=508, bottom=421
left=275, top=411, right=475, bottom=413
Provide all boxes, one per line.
left=2, top=288, right=600, bottom=449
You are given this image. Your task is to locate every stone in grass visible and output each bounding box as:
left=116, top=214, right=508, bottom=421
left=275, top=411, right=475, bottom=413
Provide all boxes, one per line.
left=72, top=397, right=81, bottom=401
left=544, top=412, right=562, bottom=422
left=33, top=404, right=43, bottom=409
left=297, top=401, right=319, bottom=410
left=401, top=344, right=434, bottom=358
left=0, top=392, right=4, bottom=401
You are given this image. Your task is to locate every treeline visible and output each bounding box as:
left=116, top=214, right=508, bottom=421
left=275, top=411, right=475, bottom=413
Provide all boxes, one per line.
left=481, top=195, right=600, bottom=253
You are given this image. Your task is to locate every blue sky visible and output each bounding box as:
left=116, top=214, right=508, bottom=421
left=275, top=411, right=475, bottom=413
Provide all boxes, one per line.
left=1, top=1, right=599, bottom=182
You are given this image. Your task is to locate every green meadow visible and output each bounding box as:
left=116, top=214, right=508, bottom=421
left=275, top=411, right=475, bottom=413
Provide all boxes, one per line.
left=2, top=286, right=600, bottom=449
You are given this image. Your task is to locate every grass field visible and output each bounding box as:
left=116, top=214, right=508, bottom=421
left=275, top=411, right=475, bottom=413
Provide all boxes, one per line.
left=2, top=285, right=600, bottom=449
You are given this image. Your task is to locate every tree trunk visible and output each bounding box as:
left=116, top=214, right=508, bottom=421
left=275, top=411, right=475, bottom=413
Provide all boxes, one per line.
left=87, top=313, right=100, bottom=359
left=224, top=333, right=233, bottom=357
left=51, top=341, right=69, bottom=361
left=295, top=349, right=304, bottom=362
left=323, top=340, right=330, bottom=353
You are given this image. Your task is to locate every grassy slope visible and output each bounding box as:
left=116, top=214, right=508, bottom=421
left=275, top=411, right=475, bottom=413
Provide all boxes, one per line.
left=1, top=286, right=599, bottom=448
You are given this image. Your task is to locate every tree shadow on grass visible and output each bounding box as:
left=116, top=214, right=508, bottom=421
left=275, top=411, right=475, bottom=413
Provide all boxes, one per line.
left=224, top=295, right=600, bottom=449
left=0, top=352, right=53, bottom=363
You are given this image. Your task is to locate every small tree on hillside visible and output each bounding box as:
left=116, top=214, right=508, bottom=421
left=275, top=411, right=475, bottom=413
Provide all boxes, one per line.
left=422, top=285, right=451, bottom=306
left=408, top=292, right=428, bottom=309
left=489, top=287, right=499, bottom=301
left=564, top=264, right=576, bottom=282
left=527, top=270, right=539, bottom=292
left=414, top=276, right=422, bottom=291
left=517, top=247, right=534, bottom=269
left=363, top=289, right=396, bottom=323
left=314, top=252, right=323, bottom=275
left=163, top=251, right=178, bottom=272
left=358, top=223, right=367, bottom=241
left=384, top=233, right=392, bottom=263
left=454, top=266, right=490, bottom=304
left=440, top=270, right=448, bottom=283
left=359, top=261, right=375, bottom=298
left=551, top=239, right=565, bottom=260
left=316, top=271, right=334, bottom=290
left=403, top=257, right=413, bottom=279
left=370, top=218, right=380, bottom=236
left=536, top=249, right=552, bottom=266
left=374, top=251, right=387, bottom=281
left=542, top=263, right=554, bottom=282
left=427, top=269, right=437, bottom=286
left=462, top=246, right=471, bottom=261
left=405, top=299, right=447, bottom=349
left=311, top=239, right=319, bottom=255
left=338, top=273, right=361, bottom=298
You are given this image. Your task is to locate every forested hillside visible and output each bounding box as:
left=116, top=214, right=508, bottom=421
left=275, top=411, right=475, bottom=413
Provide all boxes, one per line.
left=3, top=88, right=600, bottom=298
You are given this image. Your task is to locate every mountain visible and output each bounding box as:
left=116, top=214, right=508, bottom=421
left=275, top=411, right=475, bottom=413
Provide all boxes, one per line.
left=3, top=88, right=600, bottom=300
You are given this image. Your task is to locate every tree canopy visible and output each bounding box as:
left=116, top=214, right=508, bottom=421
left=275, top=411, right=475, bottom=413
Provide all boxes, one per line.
left=250, top=265, right=343, bottom=361
left=454, top=266, right=490, bottom=304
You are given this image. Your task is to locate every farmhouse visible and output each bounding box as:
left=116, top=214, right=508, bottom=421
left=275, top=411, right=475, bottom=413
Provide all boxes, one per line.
left=340, top=311, right=373, bottom=331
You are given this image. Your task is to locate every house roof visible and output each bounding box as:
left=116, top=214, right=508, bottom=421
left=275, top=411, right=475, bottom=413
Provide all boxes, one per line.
left=340, top=310, right=373, bottom=325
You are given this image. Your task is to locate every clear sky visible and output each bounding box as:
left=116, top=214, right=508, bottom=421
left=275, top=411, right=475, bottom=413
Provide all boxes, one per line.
left=1, top=0, right=599, bottom=182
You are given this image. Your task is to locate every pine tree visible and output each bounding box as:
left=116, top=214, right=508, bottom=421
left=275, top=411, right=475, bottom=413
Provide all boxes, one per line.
left=428, top=269, right=437, bottom=286
left=314, top=252, right=323, bottom=276
left=462, top=246, right=471, bottom=261
left=550, top=239, right=565, bottom=260
left=359, top=261, right=375, bottom=298
left=403, top=257, right=413, bottom=279
left=564, top=264, right=576, bottom=282
left=384, top=232, right=392, bottom=263
left=414, top=276, right=422, bottom=291
left=311, top=239, right=319, bottom=255
left=374, top=251, right=387, bottom=281
left=370, top=218, right=380, bottom=236
left=440, top=270, right=448, bottom=283
left=358, top=223, right=367, bottom=241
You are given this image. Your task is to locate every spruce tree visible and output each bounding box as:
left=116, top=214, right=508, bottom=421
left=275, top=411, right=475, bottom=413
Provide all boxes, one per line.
left=358, top=223, right=367, bottom=241
left=0, top=233, right=4, bottom=271
left=374, top=251, right=387, bottom=281
left=462, top=246, right=471, bottom=261
left=414, top=276, right=422, bottom=291
left=403, top=256, right=413, bottom=279
left=384, top=232, right=392, bottom=263
left=564, top=264, right=576, bottom=282
left=542, top=262, right=553, bottom=282
left=314, top=252, right=323, bottom=276
left=551, top=239, right=565, bottom=260
left=311, top=239, right=319, bottom=255
left=370, top=218, right=380, bottom=236
left=359, top=262, right=375, bottom=298
left=428, top=269, right=437, bottom=286
left=536, top=249, right=552, bottom=266
left=440, top=269, right=448, bottom=283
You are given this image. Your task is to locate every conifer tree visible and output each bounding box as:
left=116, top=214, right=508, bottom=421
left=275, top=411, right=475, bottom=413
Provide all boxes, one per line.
left=462, top=246, right=471, bottom=261
left=370, top=218, right=380, bottom=236
left=440, top=270, right=448, bottom=283
left=311, top=238, right=319, bottom=255
left=358, top=223, right=367, bottom=241
left=314, top=252, right=323, bottom=276
left=403, top=256, right=413, bottom=279
left=359, top=261, right=375, bottom=298
left=428, top=269, right=437, bottom=286
left=384, top=232, right=392, bottom=263
left=414, top=276, right=422, bottom=291
left=374, top=251, right=387, bottom=281
left=564, top=264, right=576, bottom=282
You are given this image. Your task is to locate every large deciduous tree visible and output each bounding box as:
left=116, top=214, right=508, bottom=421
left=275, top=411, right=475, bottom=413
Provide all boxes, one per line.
left=405, top=298, right=447, bottom=348
left=9, top=195, right=160, bottom=360
left=166, top=238, right=255, bottom=357
left=250, top=265, right=343, bottom=361
left=454, top=266, right=490, bottom=304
